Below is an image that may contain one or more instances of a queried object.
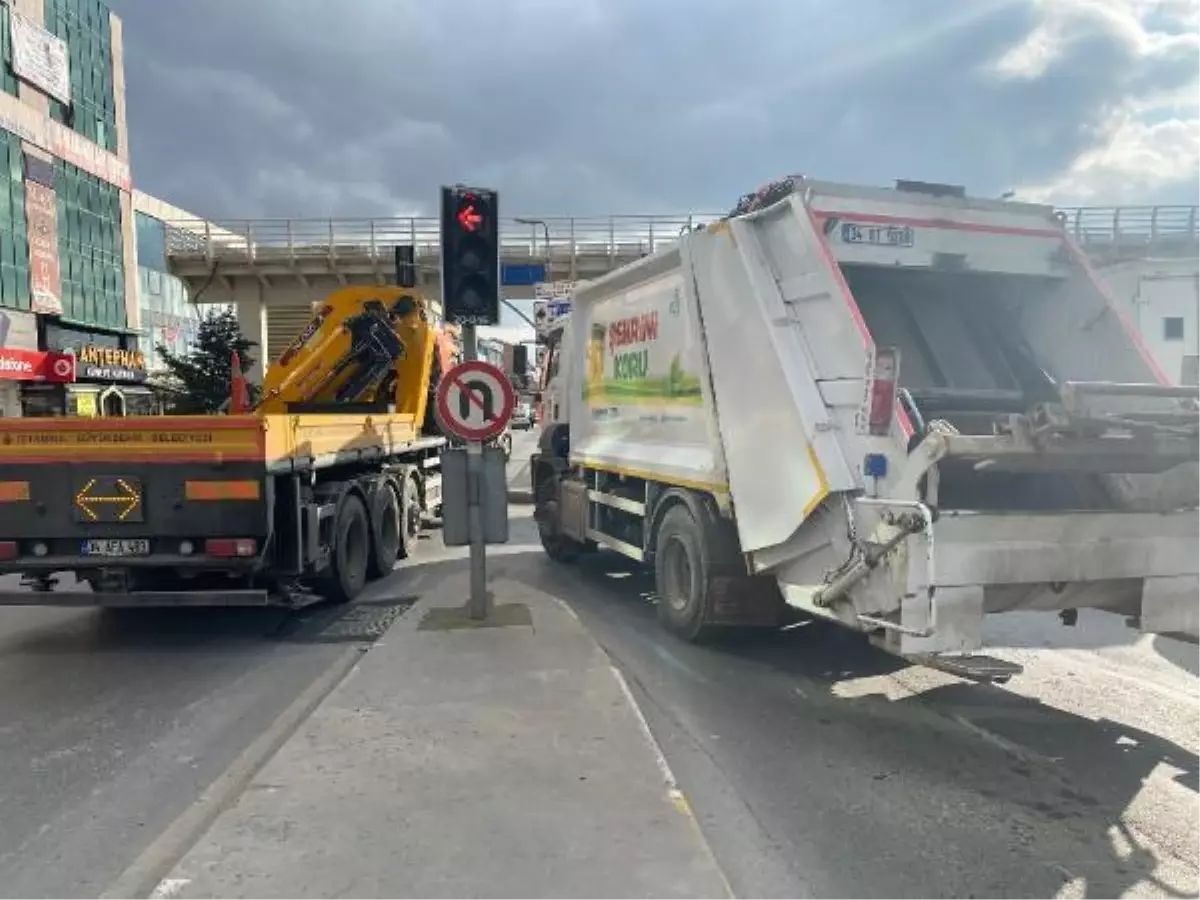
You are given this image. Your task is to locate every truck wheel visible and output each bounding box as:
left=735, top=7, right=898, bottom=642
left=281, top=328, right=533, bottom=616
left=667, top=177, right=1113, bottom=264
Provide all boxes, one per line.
left=534, top=473, right=583, bottom=563
left=540, top=526, right=583, bottom=563
left=654, top=504, right=716, bottom=642
left=396, top=476, right=422, bottom=560
left=367, top=483, right=400, bottom=580
left=320, top=493, right=370, bottom=604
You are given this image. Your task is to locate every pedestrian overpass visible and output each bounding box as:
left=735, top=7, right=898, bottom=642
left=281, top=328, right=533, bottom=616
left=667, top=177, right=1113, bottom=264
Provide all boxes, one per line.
left=163, top=214, right=707, bottom=377
left=162, top=205, right=1199, bottom=381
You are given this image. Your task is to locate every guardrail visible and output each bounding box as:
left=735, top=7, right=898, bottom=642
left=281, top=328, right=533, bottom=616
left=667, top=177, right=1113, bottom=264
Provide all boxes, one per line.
left=163, top=205, right=1198, bottom=271
left=1060, top=205, right=1198, bottom=247
left=163, top=215, right=719, bottom=273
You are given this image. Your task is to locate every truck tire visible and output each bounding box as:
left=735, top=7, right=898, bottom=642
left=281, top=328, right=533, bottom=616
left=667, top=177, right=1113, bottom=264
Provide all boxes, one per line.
left=367, top=482, right=401, bottom=580
left=320, top=492, right=370, bottom=604
left=654, top=504, right=717, bottom=642
left=540, top=525, right=583, bottom=562
left=534, top=470, right=583, bottom=563
left=396, top=475, right=422, bottom=560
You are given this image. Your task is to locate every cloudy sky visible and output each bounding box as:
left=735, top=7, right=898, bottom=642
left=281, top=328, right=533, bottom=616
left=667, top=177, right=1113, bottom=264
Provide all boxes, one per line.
left=108, top=0, right=1198, bottom=221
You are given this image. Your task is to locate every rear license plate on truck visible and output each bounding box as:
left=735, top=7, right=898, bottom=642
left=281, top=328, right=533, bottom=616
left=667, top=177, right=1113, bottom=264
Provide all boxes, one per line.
left=841, top=223, right=914, bottom=247
left=81, top=539, right=150, bottom=557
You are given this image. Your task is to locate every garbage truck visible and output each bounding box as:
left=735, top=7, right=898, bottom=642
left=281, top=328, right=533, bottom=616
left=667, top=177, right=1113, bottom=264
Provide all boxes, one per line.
left=530, top=177, right=1199, bottom=681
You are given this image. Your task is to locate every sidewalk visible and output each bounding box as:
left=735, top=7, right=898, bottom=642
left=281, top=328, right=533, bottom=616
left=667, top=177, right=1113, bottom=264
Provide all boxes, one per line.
left=149, top=566, right=730, bottom=898
left=506, top=437, right=534, bottom=504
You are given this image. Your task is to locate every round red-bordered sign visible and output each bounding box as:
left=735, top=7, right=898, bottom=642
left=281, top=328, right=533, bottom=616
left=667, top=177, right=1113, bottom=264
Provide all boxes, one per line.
left=52, top=356, right=74, bottom=380
left=435, top=359, right=516, bottom=443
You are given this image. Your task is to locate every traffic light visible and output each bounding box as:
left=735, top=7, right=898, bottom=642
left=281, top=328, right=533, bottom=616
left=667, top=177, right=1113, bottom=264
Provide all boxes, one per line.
left=440, top=185, right=499, bottom=326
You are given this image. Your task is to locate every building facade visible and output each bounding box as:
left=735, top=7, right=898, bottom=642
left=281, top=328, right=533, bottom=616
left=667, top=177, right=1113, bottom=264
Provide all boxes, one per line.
left=1099, top=257, right=1200, bottom=386
left=134, top=196, right=201, bottom=370
left=0, top=0, right=137, bottom=417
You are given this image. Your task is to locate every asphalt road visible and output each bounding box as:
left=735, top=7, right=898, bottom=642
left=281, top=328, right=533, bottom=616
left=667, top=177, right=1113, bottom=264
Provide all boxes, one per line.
left=484, top=467, right=1198, bottom=898
left=0, top=433, right=544, bottom=899
left=2, top=425, right=1194, bottom=900
left=368, top=445, right=1200, bottom=900
left=0, top=586, right=424, bottom=898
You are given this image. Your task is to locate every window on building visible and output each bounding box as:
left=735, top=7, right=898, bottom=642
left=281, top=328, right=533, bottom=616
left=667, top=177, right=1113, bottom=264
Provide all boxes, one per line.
left=44, top=0, right=119, bottom=154
left=0, top=4, right=19, bottom=98
left=135, top=212, right=168, bottom=272
left=137, top=264, right=198, bottom=367
left=54, top=158, right=125, bottom=329
left=0, top=131, right=31, bottom=311
left=1163, top=317, right=1185, bottom=341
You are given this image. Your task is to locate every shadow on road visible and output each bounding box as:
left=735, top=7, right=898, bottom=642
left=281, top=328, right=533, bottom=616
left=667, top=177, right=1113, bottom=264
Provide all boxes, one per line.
left=516, top=547, right=1198, bottom=900
left=0, top=606, right=292, bottom=657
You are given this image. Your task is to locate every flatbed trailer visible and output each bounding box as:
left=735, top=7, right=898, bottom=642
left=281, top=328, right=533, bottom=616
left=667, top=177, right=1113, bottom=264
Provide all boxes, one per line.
left=0, top=285, right=452, bottom=608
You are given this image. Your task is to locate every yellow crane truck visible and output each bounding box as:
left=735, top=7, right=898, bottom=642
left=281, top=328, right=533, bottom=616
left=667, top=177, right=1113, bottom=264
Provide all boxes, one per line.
left=0, top=285, right=454, bottom=608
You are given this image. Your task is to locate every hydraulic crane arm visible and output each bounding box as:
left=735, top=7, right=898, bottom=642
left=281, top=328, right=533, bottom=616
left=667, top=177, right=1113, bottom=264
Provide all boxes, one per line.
left=254, top=285, right=442, bottom=419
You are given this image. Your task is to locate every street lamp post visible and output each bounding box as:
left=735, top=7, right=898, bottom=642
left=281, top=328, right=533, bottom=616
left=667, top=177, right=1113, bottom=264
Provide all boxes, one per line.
left=514, top=217, right=551, bottom=276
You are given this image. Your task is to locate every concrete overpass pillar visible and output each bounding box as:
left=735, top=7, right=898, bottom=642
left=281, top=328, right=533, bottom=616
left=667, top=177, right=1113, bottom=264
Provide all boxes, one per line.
left=233, top=281, right=268, bottom=384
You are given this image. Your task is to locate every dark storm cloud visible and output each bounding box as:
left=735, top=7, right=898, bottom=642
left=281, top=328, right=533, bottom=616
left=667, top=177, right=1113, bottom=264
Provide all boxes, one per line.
left=107, top=0, right=1198, bottom=220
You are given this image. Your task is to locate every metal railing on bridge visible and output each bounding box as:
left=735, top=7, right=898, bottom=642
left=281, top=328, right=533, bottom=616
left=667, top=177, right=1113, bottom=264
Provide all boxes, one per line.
left=1060, top=205, right=1198, bottom=249
left=163, top=204, right=1199, bottom=272
left=163, top=214, right=719, bottom=274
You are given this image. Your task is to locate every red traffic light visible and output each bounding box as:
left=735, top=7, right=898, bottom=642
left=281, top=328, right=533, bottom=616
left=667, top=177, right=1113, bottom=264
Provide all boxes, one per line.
left=456, top=203, right=483, bottom=232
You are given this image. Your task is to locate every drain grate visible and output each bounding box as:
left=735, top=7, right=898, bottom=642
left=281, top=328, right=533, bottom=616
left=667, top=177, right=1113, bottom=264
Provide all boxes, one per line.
left=276, top=595, right=419, bottom=644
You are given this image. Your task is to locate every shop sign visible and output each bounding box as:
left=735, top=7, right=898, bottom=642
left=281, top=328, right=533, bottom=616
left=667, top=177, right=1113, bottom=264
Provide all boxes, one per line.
left=0, top=348, right=76, bottom=383
left=25, top=180, right=62, bottom=315
left=9, top=10, right=71, bottom=106
left=75, top=345, right=147, bottom=383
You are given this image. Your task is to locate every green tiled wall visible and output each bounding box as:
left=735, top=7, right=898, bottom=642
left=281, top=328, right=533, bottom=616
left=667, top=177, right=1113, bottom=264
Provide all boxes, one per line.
left=0, top=130, right=30, bottom=311
left=54, top=157, right=125, bottom=328
left=0, top=4, right=18, bottom=98
left=45, top=0, right=118, bottom=154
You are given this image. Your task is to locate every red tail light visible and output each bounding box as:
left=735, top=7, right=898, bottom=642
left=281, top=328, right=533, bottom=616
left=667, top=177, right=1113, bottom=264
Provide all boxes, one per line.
left=0, top=541, right=17, bottom=561
left=865, top=346, right=900, bottom=437
left=204, top=538, right=257, bottom=558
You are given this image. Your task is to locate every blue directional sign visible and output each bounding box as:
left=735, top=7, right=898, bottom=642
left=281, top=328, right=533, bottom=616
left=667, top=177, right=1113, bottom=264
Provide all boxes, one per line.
left=501, top=263, right=546, bottom=286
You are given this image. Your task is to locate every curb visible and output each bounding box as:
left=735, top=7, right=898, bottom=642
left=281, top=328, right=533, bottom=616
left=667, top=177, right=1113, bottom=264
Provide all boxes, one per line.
left=507, top=488, right=534, bottom=504
left=101, top=646, right=366, bottom=900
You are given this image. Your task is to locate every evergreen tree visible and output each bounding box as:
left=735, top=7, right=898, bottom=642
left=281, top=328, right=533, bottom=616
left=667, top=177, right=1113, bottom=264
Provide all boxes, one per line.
left=156, top=308, right=257, bottom=414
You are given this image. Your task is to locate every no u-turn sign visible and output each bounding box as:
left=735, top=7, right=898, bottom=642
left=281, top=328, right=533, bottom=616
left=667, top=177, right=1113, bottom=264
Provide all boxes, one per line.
left=435, top=359, right=515, bottom=443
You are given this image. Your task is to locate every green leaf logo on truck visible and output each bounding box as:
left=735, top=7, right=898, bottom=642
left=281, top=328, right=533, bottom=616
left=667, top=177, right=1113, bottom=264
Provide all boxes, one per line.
left=584, top=309, right=702, bottom=406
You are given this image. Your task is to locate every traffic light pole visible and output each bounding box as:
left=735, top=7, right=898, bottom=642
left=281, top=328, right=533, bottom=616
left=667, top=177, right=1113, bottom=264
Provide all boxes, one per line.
left=440, top=182, right=498, bottom=621
left=459, top=323, right=489, bottom=618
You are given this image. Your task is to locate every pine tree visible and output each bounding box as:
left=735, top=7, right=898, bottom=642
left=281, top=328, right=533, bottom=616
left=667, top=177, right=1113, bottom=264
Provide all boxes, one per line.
left=156, top=307, right=257, bottom=414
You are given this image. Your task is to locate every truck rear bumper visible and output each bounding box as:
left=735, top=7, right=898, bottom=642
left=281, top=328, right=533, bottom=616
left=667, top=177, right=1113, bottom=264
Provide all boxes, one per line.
left=902, top=508, right=1199, bottom=653
left=778, top=505, right=1199, bottom=658
left=931, top=508, right=1197, bottom=588
left=0, top=589, right=273, bottom=607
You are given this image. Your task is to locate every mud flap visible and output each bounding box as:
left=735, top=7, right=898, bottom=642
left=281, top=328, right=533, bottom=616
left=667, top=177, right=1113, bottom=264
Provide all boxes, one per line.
left=705, top=573, right=784, bottom=627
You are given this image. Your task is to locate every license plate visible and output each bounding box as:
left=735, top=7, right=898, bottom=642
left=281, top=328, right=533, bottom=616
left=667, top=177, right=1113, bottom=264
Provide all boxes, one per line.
left=841, top=222, right=915, bottom=247
left=81, top=539, right=150, bottom=557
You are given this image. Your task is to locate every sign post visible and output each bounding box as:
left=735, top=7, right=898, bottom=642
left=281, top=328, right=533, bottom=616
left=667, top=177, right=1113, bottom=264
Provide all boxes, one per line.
left=435, top=359, right=516, bottom=619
